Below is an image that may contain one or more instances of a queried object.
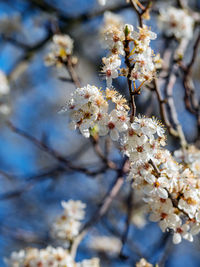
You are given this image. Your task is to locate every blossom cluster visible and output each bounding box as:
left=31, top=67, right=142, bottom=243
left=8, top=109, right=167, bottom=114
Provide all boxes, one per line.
left=62, top=80, right=200, bottom=244
left=6, top=246, right=100, bottom=267
left=51, top=200, right=86, bottom=243
left=100, top=12, right=161, bottom=88
left=122, top=116, right=200, bottom=244
left=63, top=81, right=200, bottom=244
left=45, top=34, right=74, bottom=66
left=174, top=145, right=200, bottom=177
left=62, top=84, right=129, bottom=141
left=158, top=6, right=194, bottom=40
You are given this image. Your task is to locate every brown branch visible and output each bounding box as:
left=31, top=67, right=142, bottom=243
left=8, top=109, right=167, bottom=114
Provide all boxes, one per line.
left=91, top=136, right=117, bottom=170
left=0, top=166, right=62, bottom=201
left=153, top=78, right=179, bottom=137
left=157, top=234, right=173, bottom=267
left=102, top=217, right=144, bottom=259
left=0, top=225, right=49, bottom=245
left=164, top=63, right=187, bottom=148
left=119, top=188, right=134, bottom=259
left=7, top=121, right=110, bottom=177
left=70, top=164, right=126, bottom=258
left=65, top=56, right=81, bottom=88
left=130, top=0, right=152, bottom=28
left=124, top=34, right=136, bottom=122
left=182, top=31, right=200, bottom=116
left=130, top=0, right=143, bottom=28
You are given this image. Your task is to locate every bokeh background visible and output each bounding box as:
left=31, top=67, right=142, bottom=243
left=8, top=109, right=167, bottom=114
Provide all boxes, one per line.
left=0, top=0, right=200, bottom=266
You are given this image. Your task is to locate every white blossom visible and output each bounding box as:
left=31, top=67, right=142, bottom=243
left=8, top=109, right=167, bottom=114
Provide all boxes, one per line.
left=6, top=246, right=100, bottom=267
left=102, top=55, right=121, bottom=87
left=51, top=200, right=86, bottom=242
left=89, top=236, right=122, bottom=255
left=45, top=34, right=74, bottom=66
left=158, top=7, right=194, bottom=40
left=62, top=85, right=129, bottom=141
left=0, top=70, right=10, bottom=95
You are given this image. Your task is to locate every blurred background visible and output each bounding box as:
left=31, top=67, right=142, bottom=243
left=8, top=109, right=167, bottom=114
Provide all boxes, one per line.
left=0, top=0, right=200, bottom=266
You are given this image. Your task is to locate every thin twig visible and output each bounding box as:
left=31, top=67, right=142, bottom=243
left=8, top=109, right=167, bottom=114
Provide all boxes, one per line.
left=70, top=165, right=126, bottom=258
left=7, top=121, right=110, bottom=176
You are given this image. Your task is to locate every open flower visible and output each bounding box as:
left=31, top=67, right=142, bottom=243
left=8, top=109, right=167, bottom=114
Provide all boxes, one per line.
left=173, top=223, right=193, bottom=244
left=98, top=109, right=129, bottom=141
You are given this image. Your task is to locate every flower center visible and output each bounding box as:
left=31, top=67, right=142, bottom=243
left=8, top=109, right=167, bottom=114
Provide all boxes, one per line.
left=136, top=146, right=144, bottom=152
left=106, top=70, right=112, bottom=77
left=177, top=227, right=183, bottom=234
left=108, top=122, right=115, bottom=129
left=154, top=181, right=160, bottom=188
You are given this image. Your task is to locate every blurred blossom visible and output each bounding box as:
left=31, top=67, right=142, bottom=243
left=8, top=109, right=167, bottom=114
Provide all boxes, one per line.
left=51, top=200, right=86, bottom=243
left=45, top=34, right=74, bottom=66
left=98, top=0, right=106, bottom=5
left=6, top=246, right=100, bottom=267
left=89, top=235, right=122, bottom=255
left=136, top=258, right=153, bottom=267
left=0, top=104, right=11, bottom=116
left=158, top=7, right=194, bottom=40
left=0, top=70, right=10, bottom=95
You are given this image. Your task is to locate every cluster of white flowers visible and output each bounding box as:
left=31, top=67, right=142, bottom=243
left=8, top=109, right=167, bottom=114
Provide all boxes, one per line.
left=6, top=200, right=101, bottom=267
left=122, top=116, right=200, bottom=244
left=100, top=12, right=124, bottom=87
left=6, top=246, right=100, bottom=267
left=63, top=82, right=200, bottom=244
left=51, top=200, right=86, bottom=243
left=158, top=7, right=194, bottom=40
left=174, top=145, right=200, bottom=177
left=62, top=84, right=129, bottom=141
left=45, top=34, right=74, bottom=66
left=61, top=80, right=200, bottom=244
left=0, top=70, right=11, bottom=116
left=128, top=25, right=160, bottom=84
left=100, top=12, right=161, bottom=88
left=136, top=258, right=153, bottom=267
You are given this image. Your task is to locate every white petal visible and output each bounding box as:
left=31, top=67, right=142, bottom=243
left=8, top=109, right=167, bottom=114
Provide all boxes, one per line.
left=117, top=122, right=128, bottom=132
left=173, top=233, right=182, bottom=244
left=131, top=122, right=140, bottom=131
left=111, top=69, right=119, bottom=79
left=110, top=129, right=119, bottom=141
left=149, top=213, right=160, bottom=222
left=196, top=212, right=200, bottom=222
left=98, top=125, right=109, bottom=136
left=157, top=187, right=168, bottom=199
left=190, top=224, right=200, bottom=235
left=183, top=233, right=193, bottom=242
left=80, top=128, right=90, bottom=138
left=144, top=174, right=155, bottom=184
left=69, top=121, right=77, bottom=130
left=159, top=220, right=168, bottom=232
